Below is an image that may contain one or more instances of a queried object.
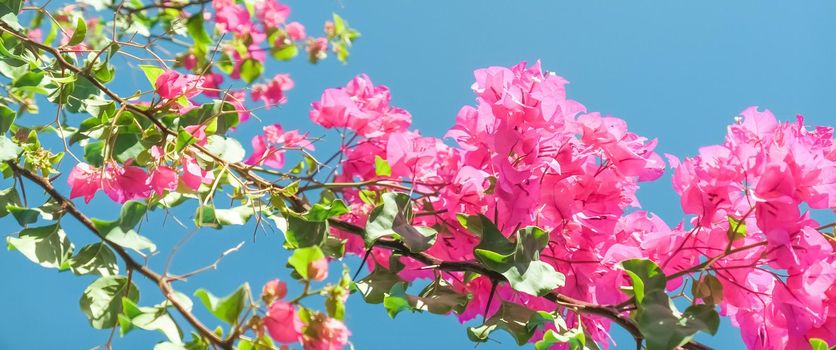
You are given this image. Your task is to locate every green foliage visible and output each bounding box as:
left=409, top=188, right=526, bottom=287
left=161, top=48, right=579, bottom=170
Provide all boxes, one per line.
left=373, top=155, right=391, bottom=177
left=92, top=200, right=156, bottom=253
left=194, top=283, right=250, bottom=326
left=382, top=278, right=470, bottom=318
left=119, top=297, right=182, bottom=342
left=80, top=275, right=140, bottom=329
left=365, top=192, right=437, bottom=252
left=70, top=242, right=119, bottom=276
left=0, top=135, right=20, bottom=161
left=66, top=17, right=87, bottom=46
left=467, top=301, right=537, bottom=345
left=354, top=256, right=405, bottom=304
left=6, top=223, right=73, bottom=270
left=727, top=215, right=747, bottom=242
left=287, top=246, right=325, bottom=280
left=619, top=259, right=721, bottom=350
left=469, top=215, right=564, bottom=296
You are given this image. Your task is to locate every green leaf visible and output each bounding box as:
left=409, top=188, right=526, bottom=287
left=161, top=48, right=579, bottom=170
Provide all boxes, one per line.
left=236, top=336, right=275, bottom=350
left=467, top=301, right=537, bottom=345
left=305, top=199, right=349, bottom=221
left=355, top=263, right=403, bottom=304
left=185, top=13, right=212, bottom=46
left=194, top=284, right=250, bottom=326
left=634, top=290, right=719, bottom=350
left=471, top=218, right=564, bottom=296
left=374, top=155, right=391, bottom=177
left=0, top=0, right=23, bottom=16
left=203, top=135, right=245, bottom=163
left=120, top=298, right=182, bottom=342
left=365, top=192, right=437, bottom=252
left=810, top=338, right=831, bottom=350
left=139, top=65, right=165, bottom=88
left=70, top=243, right=119, bottom=276
left=83, top=140, right=105, bottom=166
left=6, top=223, right=73, bottom=270
left=0, top=135, right=20, bottom=161
left=239, top=58, right=262, bottom=84
left=0, top=103, right=15, bottom=133
left=6, top=203, right=46, bottom=225
left=67, top=17, right=87, bottom=46
left=682, top=304, right=720, bottom=336
left=92, top=200, right=156, bottom=253
left=727, top=215, right=747, bottom=242
left=535, top=328, right=587, bottom=350
left=194, top=206, right=218, bottom=228
left=271, top=44, right=298, bottom=61
left=283, top=213, right=328, bottom=248
left=618, top=258, right=666, bottom=303
left=0, top=186, right=20, bottom=217
left=80, top=275, right=140, bottom=329
left=175, top=128, right=197, bottom=152
left=214, top=206, right=254, bottom=226
left=382, top=282, right=412, bottom=318
left=288, top=246, right=325, bottom=280
left=387, top=278, right=470, bottom=316
left=692, top=274, right=723, bottom=305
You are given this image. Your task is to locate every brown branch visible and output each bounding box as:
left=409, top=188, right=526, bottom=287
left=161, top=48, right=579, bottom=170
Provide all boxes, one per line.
left=8, top=162, right=232, bottom=350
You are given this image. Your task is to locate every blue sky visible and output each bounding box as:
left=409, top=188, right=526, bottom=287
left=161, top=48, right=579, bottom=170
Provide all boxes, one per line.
left=3, top=1, right=836, bottom=349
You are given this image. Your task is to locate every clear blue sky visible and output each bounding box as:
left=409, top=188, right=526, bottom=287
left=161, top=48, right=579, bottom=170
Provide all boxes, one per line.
left=2, top=1, right=836, bottom=349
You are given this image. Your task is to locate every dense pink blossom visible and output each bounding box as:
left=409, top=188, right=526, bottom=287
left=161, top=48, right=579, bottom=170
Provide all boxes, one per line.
left=315, top=62, right=836, bottom=349
left=310, top=74, right=411, bottom=138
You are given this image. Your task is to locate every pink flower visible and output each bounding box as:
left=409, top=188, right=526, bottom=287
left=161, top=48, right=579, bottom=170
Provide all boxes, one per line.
left=285, top=22, right=306, bottom=40
left=307, top=258, right=328, bottom=281
left=27, top=28, right=42, bottom=42
left=255, top=0, right=290, bottom=29
left=302, top=316, right=350, bottom=350
left=155, top=70, right=206, bottom=100
left=264, top=301, right=302, bottom=344
left=309, top=74, right=411, bottom=138
left=224, top=90, right=251, bottom=123
left=251, top=74, right=294, bottom=109
left=201, top=73, right=224, bottom=98
left=306, top=37, right=328, bottom=61
left=68, top=162, right=152, bottom=203
left=212, top=0, right=253, bottom=35
left=245, top=124, right=314, bottom=168
left=184, top=125, right=208, bottom=146
left=68, top=163, right=102, bottom=203
left=148, top=166, right=178, bottom=195
left=101, top=162, right=150, bottom=203
left=261, top=279, right=288, bottom=303
left=182, top=52, right=198, bottom=70
left=180, top=155, right=214, bottom=190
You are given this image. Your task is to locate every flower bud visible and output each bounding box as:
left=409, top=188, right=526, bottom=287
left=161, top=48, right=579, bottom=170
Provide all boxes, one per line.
left=261, top=279, right=287, bottom=304
left=307, top=258, right=328, bottom=281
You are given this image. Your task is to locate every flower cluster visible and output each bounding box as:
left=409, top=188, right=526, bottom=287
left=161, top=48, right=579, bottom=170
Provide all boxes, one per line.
left=305, top=62, right=836, bottom=348
left=667, top=108, right=836, bottom=349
